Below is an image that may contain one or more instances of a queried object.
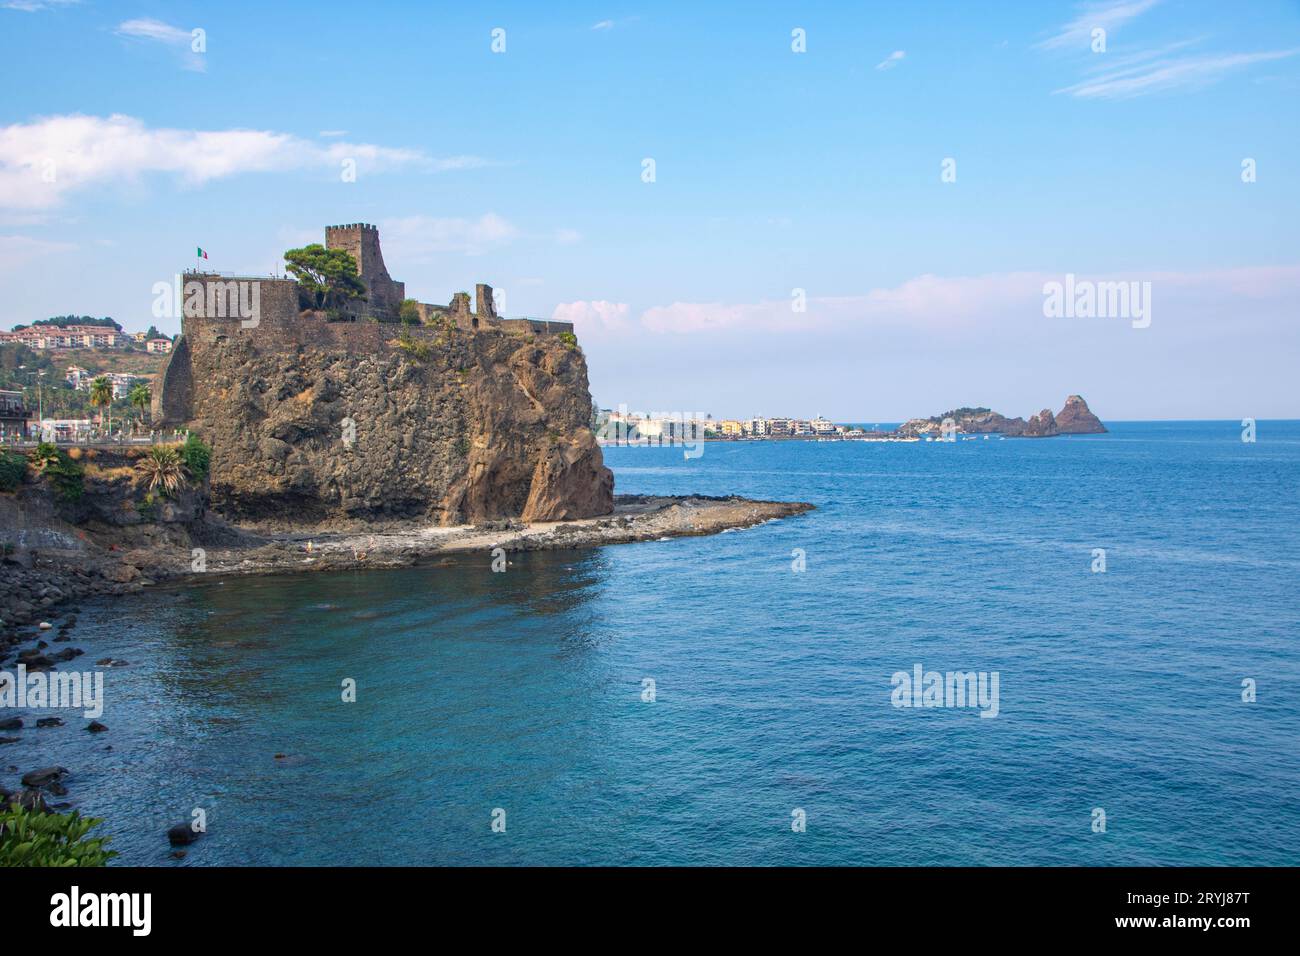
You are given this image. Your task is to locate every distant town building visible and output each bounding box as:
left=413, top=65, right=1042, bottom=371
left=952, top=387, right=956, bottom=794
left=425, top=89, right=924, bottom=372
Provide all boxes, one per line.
left=33, top=418, right=94, bottom=442
left=146, top=338, right=173, bottom=354
left=65, top=365, right=90, bottom=390
left=0, top=326, right=126, bottom=350
left=0, top=389, right=29, bottom=440
left=720, top=420, right=744, bottom=436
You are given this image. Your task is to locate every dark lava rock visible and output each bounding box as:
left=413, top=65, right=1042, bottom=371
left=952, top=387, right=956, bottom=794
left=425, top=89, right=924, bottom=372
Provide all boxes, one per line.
left=0, top=717, right=21, bottom=730
left=0, top=737, right=19, bottom=745
left=86, top=721, right=108, bottom=733
left=167, top=823, right=200, bottom=846
left=20, top=766, right=67, bottom=788
left=96, top=658, right=129, bottom=667
left=36, top=717, right=64, bottom=728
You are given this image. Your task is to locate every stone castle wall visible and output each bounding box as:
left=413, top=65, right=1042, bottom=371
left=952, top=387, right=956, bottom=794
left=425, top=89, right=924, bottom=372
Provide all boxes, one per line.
left=325, top=223, right=405, bottom=317
left=152, top=274, right=574, bottom=426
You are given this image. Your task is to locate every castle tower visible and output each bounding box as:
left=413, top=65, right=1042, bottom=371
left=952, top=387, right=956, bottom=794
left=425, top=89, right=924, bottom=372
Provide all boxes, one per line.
left=325, top=223, right=406, bottom=318
left=475, top=284, right=498, bottom=322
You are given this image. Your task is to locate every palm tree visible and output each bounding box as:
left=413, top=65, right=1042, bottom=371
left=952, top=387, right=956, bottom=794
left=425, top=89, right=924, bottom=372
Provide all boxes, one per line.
left=128, top=383, right=152, bottom=425
left=89, top=376, right=113, bottom=435
left=137, top=445, right=188, bottom=496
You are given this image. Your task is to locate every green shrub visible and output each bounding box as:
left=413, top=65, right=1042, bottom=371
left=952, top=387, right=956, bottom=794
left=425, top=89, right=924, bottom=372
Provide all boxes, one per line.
left=0, top=451, right=25, bottom=492
left=34, top=446, right=83, bottom=502
left=178, top=433, right=211, bottom=482
left=557, top=332, right=578, bottom=350
left=396, top=328, right=430, bottom=362
left=0, top=805, right=117, bottom=867
left=30, top=441, right=59, bottom=471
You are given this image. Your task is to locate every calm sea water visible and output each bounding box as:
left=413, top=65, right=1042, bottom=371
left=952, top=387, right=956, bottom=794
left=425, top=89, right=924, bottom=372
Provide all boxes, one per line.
left=12, top=422, right=1300, bottom=865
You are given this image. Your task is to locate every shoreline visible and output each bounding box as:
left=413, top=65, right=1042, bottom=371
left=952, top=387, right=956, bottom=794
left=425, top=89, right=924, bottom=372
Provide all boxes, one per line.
left=2, top=493, right=813, bottom=639
left=191, top=494, right=815, bottom=578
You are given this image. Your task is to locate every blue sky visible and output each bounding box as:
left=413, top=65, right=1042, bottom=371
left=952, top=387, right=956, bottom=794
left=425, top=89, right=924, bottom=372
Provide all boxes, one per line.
left=2, top=0, right=1297, bottom=420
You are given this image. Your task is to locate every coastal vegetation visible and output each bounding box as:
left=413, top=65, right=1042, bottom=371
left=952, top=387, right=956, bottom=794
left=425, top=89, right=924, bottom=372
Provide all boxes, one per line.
left=0, top=805, right=116, bottom=867
left=283, top=244, right=367, bottom=312
left=399, top=298, right=422, bottom=326
left=31, top=442, right=84, bottom=501
left=88, top=375, right=113, bottom=430
left=0, top=450, right=25, bottom=492
left=136, top=445, right=189, bottom=497
left=179, top=433, right=210, bottom=482
left=128, top=382, right=151, bottom=423
left=395, top=327, right=430, bottom=362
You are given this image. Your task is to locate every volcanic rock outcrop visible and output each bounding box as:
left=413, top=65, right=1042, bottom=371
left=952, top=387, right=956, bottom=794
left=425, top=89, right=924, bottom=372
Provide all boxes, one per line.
left=1054, top=394, right=1107, bottom=434
left=897, top=395, right=1106, bottom=438
left=156, top=311, right=613, bottom=528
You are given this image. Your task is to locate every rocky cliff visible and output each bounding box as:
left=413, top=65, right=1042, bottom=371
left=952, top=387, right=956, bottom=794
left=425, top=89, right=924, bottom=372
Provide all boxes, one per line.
left=160, top=316, right=613, bottom=529
left=1054, top=394, right=1107, bottom=434
left=897, top=395, right=1106, bottom=438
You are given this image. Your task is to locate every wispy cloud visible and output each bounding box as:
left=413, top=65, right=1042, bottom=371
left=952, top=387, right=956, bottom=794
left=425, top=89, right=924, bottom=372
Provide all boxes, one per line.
left=875, top=50, right=906, bottom=71
left=0, top=114, right=444, bottom=210
left=562, top=265, right=1300, bottom=337
left=1056, top=47, right=1300, bottom=98
left=115, top=17, right=206, bottom=72
left=591, top=20, right=614, bottom=31
left=1036, top=0, right=1161, bottom=51
left=2, top=0, right=79, bottom=12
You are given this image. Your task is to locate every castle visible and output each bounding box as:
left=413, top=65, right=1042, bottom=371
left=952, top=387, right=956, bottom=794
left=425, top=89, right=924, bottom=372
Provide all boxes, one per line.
left=153, top=223, right=575, bottom=425
left=322, top=222, right=569, bottom=334
left=176, top=222, right=572, bottom=336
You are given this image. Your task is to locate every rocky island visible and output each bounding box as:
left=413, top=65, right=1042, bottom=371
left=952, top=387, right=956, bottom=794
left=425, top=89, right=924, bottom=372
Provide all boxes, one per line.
left=896, top=394, right=1107, bottom=438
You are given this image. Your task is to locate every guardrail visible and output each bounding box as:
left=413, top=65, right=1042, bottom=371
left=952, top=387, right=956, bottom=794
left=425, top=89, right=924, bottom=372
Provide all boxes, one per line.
left=1, top=431, right=190, bottom=449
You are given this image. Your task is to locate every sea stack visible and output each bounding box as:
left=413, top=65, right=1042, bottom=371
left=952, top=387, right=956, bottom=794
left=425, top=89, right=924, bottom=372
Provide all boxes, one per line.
left=1055, top=395, right=1107, bottom=434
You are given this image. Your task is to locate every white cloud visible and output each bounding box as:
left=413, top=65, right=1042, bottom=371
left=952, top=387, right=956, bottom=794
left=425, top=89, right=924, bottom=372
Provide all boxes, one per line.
left=381, top=213, right=520, bottom=258
left=875, top=50, right=906, bottom=71
left=1036, top=0, right=1161, bottom=51
left=115, top=18, right=206, bottom=72
left=575, top=265, right=1300, bottom=336
left=551, top=300, right=631, bottom=333
left=0, top=114, right=444, bottom=210
left=318, top=130, right=348, bottom=138
left=1056, top=47, right=1300, bottom=98
left=3, top=0, right=78, bottom=11
left=591, top=20, right=614, bottom=31
left=116, top=17, right=190, bottom=44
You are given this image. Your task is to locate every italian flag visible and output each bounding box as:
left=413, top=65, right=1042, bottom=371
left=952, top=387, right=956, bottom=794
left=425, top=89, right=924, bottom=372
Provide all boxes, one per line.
left=196, top=247, right=208, bottom=259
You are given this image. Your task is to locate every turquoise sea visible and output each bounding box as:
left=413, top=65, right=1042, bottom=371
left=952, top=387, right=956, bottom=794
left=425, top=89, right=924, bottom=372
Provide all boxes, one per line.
left=12, top=421, right=1300, bottom=865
